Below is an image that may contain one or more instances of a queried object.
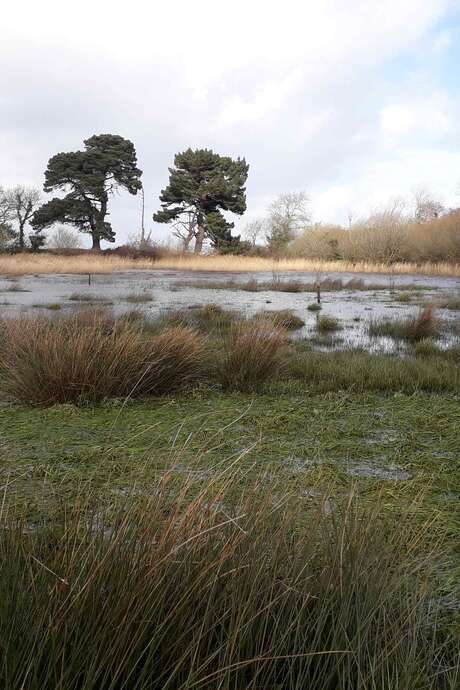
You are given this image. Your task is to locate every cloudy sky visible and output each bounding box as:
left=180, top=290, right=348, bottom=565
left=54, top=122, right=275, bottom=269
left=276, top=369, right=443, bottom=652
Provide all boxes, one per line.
left=2, top=0, right=460, bottom=246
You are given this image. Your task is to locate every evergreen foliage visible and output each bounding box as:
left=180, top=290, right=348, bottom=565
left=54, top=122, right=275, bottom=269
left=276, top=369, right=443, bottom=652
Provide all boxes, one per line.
left=32, top=134, right=142, bottom=249
left=153, top=148, right=248, bottom=253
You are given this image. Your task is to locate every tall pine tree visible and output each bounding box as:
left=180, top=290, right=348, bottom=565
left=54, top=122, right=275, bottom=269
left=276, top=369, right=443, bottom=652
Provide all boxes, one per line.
left=153, top=148, right=249, bottom=253
left=32, top=134, right=142, bottom=249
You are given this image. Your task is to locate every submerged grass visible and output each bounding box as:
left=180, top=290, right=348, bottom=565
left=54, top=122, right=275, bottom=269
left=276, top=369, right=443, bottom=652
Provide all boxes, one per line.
left=1, top=475, right=457, bottom=690
left=369, top=305, right=438, bottom=341
left=316, top=315, right=341, bottom=333
left=0, top=308, right=459, bottom=402
left=287, top=346, right=460, bottom=393
left=255, top=309, right=305, bottom=330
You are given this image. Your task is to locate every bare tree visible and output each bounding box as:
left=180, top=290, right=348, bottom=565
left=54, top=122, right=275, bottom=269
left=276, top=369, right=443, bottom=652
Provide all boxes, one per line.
left=171, top=210, right=198, bottom=251
left=413, top=187, right=444, bottom=223
left=0, top=187, right=15, bottom=248
left=49, top=226, right=83, bottom=249
left=265, top=191, right=310, bottom=253
left=244, top=218, right=266, bottom=247
left=5, top=186, right=41, bottom=249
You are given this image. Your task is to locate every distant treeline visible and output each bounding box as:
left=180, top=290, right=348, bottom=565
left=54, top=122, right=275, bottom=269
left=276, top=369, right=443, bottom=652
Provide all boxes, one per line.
left=1, top=132, right=459, bottom=263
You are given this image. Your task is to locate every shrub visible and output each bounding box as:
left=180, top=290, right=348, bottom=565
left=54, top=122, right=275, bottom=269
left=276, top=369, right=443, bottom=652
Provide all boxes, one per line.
left=219, top=322, right=286, bottom=391
left=0, top=312, right=206, bottom=405
left=307, top=303, right=322, bottom=312
left=0, top=481, right=456, bottom=690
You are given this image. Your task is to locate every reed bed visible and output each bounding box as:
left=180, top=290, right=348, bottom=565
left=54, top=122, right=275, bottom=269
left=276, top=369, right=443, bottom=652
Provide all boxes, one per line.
left=1, top=476, right=457, bottom=690
left=0, top=252, right=459, bottom=276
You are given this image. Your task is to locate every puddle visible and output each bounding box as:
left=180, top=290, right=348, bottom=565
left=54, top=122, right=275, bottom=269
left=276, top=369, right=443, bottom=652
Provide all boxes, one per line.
left=367, top=429, right=400, bottom=445
left=0, top=268, right=458, bottom=354
left=346, top=461, right=411, bottom=481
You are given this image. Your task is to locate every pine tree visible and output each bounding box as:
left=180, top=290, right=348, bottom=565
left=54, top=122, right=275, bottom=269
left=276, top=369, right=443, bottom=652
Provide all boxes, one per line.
left=32, top=134, right=142, bottom=249
left=153, top=148, right=249, bottom=253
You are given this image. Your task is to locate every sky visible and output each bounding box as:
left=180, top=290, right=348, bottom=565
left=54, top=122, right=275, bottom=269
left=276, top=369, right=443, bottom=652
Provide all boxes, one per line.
left=1, top=0, right=460, bottom=247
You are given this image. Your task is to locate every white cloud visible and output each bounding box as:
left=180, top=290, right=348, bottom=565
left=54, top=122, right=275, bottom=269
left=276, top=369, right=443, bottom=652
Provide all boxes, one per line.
left=380, top=105, right=416, bottom=136
left=0, top=0, right=458, bottom=241
left=380, top=92, right=454, bottom=139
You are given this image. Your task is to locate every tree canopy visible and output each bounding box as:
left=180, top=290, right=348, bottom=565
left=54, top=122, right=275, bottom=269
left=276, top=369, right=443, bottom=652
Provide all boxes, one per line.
left=32, top=134, right=142, bottom=249
left=153, top=148, right=249, bottom=253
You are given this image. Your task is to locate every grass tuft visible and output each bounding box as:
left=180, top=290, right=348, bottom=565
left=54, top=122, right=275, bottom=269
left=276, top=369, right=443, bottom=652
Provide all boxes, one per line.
left=0, top=480, right=457, bottom=690
left=256, top=309, right=305, bottom=330
left=124, top=290, right=154, bottom=303
left=316, top=315, right=341, bottom=332
left=0, top=311, right=206, bottom=405
left=219, top=321, right=287, bottom=391
left=369, top=306, right=438, bottom=341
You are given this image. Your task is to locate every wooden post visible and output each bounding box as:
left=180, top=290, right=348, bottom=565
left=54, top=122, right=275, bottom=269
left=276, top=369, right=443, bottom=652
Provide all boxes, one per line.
left=88, top=273, right=91, bottom=286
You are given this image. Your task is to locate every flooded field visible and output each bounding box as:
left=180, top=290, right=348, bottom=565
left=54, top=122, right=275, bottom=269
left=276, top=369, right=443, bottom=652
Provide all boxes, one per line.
left=1, top=268, right=459, bottom=353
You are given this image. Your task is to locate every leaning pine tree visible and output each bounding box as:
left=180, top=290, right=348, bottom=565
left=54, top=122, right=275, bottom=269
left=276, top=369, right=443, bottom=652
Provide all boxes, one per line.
left=32, top=134, right=142, bottom=249
left=153, top=148, right=249, bottom=253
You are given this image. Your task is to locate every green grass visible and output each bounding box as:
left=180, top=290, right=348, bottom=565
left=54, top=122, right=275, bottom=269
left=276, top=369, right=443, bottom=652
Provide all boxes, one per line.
left=68, top=292, right=113, bottom=303
left=369, top=306, right=438, bottom=341
left=32, top=302, right=62, bottom=310
left=0, top=321, right=459, bottom=687
left=287, top=347, right=460, bottom=392
left=395, top=291, right=413, bottom=303
left=1, top=390, right=458, bottom=531
left=255, top=309, right=305, bottom=330
left=2, top=475, right=457, bottom=689
left=439, top=298, right=460, bottom=311
left=316, top=315, right=341, bottom=332
left=173, top=278, right=432, bottom=293
left=307, top=302, right=322, bottom=312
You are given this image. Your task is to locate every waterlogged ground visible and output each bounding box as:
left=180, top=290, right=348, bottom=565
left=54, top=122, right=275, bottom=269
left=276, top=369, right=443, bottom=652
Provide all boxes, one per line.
left=0, top=271, right=459, bottom=619
left=1, top=391, right=459, bottom=611
left=0, top=268, right=459, bottom=352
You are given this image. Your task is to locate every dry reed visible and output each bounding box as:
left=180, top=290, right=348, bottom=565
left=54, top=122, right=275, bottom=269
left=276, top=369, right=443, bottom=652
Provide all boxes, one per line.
left=0, top=253, right=459, bottom=276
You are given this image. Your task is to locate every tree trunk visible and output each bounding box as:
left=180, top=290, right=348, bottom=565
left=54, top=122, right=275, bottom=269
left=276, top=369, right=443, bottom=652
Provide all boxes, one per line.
left=194, top=224, right=205, bottom=254
left=18, top=221, right=25, bottom=250
left=92, top=234, right=101, bottom=250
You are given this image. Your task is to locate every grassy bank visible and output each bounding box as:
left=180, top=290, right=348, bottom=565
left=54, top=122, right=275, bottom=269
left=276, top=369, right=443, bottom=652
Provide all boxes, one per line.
left=1, top=252, right=460, bottom=276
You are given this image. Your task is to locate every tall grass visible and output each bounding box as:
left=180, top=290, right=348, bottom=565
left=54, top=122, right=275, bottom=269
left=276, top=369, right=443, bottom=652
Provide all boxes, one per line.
left=0, top=310, right=458, bottom=404
left=0, top=252, right=459, bottom=276
left=219, top=321, right=287, bottom=391
left=0, top=478, right=457, bottom=690
left=0, top=311, right=206, bottom=404
left=369, top=306, right=438, bottom=341
left=287, top=348, right=460, bottom=393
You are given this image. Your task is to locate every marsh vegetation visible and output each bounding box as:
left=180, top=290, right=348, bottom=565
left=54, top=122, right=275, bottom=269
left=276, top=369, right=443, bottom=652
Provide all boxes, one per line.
left=0, top=266, right=458, bottom=689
